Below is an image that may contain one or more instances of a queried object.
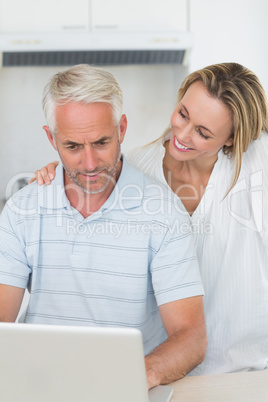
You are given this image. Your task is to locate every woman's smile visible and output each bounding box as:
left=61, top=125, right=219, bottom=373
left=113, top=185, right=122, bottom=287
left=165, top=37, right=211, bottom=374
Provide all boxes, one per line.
left=174, top=136, right=194, bottom=152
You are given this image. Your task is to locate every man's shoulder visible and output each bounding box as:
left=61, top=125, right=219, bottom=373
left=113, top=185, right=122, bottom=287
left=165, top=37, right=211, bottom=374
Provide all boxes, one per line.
left=144, top=175, right=188, bottom=223
left=5, top=163, right=66, bottom=216
left=0, top=182, right=40, bottom=228
left=6, top=181, right=39, bottom=212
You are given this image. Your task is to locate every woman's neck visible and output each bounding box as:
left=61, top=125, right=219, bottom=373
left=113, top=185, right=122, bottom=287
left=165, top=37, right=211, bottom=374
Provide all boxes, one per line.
left=163, top=141, right=218, bottom=215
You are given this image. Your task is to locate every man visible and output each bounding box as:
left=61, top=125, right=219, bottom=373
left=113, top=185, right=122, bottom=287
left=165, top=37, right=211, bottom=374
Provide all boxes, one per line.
left=0, top=64, right=206, bottom=388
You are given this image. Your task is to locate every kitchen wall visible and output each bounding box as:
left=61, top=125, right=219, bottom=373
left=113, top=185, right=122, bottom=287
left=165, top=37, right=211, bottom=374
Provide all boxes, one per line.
left=0, top=0, right=268, bottom=201
left=189, top=0, right=268, bottom=93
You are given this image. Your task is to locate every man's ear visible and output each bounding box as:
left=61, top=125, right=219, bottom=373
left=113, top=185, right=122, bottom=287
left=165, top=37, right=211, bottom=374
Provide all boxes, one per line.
left=43, top=125, right=57, bottom=151
left=119, top=114, right=127, bottom=145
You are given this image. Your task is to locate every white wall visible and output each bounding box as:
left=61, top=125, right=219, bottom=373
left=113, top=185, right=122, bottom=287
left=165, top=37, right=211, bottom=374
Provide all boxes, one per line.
left=0, top=0, right=268, bottom=201
left=189, top=0, right=268, bottom=93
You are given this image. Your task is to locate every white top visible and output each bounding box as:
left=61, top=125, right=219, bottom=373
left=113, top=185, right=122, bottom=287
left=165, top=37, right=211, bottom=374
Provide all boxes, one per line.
left=127, top=132, right=268, bottom=375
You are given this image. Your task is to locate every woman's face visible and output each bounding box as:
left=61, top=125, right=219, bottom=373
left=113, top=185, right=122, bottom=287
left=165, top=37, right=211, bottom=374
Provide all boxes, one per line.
left=169, top=82, right=234, bottom=163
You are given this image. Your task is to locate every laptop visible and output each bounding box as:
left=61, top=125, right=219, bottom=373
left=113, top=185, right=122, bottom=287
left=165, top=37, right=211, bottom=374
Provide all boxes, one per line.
left=0, top=323, right=173, bottom=402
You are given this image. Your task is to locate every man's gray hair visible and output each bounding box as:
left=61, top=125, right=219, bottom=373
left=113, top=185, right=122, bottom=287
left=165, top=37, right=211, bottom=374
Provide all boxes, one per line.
left=43, top=64, right=123, bottom=134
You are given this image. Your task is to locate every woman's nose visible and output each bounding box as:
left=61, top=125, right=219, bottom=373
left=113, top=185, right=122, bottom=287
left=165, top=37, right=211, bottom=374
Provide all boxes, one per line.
left=178, top=123, right=193, bottom=143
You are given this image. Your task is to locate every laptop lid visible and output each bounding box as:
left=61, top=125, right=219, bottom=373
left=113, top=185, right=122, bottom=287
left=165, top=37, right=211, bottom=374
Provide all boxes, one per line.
left=0, top=323, right=173, bottom=402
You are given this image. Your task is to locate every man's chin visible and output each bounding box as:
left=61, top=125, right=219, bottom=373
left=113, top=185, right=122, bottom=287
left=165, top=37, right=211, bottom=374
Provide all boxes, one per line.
left=65, top=168, right=116, bottom=195
left=82, top=186, right=105, bottom=195
left=76, top=180, right=110, bottom=195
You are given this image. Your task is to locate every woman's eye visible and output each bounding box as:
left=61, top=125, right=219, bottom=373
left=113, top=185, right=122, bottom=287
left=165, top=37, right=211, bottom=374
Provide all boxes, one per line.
left=179, top=109, right=187, bottom=119
left=198, top=129, right=209, bottom=140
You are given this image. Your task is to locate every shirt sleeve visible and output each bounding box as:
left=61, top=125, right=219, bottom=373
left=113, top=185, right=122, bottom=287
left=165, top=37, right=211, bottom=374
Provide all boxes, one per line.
left=150, top=214, right=204, bottom=307
left=0, top=202, right=31, bottom=289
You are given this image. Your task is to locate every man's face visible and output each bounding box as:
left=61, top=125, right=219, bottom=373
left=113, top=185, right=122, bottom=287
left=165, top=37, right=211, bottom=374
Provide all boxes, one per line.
left=44, top=102, right=127, bottom=195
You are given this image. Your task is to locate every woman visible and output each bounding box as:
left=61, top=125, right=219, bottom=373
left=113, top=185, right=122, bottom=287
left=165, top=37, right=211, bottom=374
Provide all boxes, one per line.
left=33, top=62, right=268, bottom=376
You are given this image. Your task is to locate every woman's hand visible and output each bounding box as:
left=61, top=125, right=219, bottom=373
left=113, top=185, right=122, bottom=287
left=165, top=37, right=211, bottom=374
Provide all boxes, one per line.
left=29, top=161, right=59, bottom=186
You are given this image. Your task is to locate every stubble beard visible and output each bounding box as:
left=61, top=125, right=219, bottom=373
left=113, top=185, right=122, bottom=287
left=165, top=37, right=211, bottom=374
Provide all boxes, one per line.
left=60, top=141, right=122, bottom=195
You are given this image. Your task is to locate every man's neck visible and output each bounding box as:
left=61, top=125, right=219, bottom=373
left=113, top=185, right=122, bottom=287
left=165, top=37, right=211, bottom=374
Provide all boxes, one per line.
left=64, top=160, right=122, bottom=218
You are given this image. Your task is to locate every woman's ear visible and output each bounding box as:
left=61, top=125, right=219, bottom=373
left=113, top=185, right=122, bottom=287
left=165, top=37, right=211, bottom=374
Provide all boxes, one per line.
left=225, top=136, right=234, bottom=147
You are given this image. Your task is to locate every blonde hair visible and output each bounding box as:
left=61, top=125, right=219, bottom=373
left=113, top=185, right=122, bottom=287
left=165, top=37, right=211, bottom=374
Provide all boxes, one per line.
left=161, top=62, right=268, bottom=192
left=43, top=64, right=123, bottom=135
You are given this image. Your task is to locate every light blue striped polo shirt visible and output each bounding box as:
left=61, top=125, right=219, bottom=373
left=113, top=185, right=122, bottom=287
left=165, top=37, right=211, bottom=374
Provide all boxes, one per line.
left=0, top=157, right=203, bottom=354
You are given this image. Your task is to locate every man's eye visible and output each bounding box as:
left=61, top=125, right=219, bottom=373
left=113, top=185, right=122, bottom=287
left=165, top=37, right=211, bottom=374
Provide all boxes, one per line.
left=67, top=144, right=78, bottom=150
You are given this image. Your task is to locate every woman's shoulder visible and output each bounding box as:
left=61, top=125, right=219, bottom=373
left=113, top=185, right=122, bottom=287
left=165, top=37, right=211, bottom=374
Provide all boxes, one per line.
left=243, top=132, right=268, bottom=167
left=251, top=131, right=268, bottom=148
left=243, top=132, right=268, bottom=245
left=126, top=137, right=165, bottom=169
left=250, top=131, right=268, bottom=148
left=126, top=137, right=167, bottom=184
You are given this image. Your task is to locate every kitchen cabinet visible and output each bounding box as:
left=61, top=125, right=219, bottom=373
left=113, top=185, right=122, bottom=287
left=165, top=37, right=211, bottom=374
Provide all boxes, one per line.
left=0, top=0, right=188, bottom=34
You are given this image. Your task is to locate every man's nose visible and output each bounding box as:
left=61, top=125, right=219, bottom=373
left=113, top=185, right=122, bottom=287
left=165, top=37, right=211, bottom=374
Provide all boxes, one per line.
left=82, top=147, right=99, bottom=171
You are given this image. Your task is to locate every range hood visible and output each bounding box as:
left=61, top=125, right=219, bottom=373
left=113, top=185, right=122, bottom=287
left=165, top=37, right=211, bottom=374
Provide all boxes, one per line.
left=0, top=31, right=192, bottom=67
left=0, top=0, right=191, bottom=67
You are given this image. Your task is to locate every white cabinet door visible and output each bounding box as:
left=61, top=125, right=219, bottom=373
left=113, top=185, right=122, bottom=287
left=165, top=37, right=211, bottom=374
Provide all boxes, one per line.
left=92, top=0, right=188, bottom=32
left=0, top=0, right=188, bottom=34
left=0, top=0, right=89, bottom=32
